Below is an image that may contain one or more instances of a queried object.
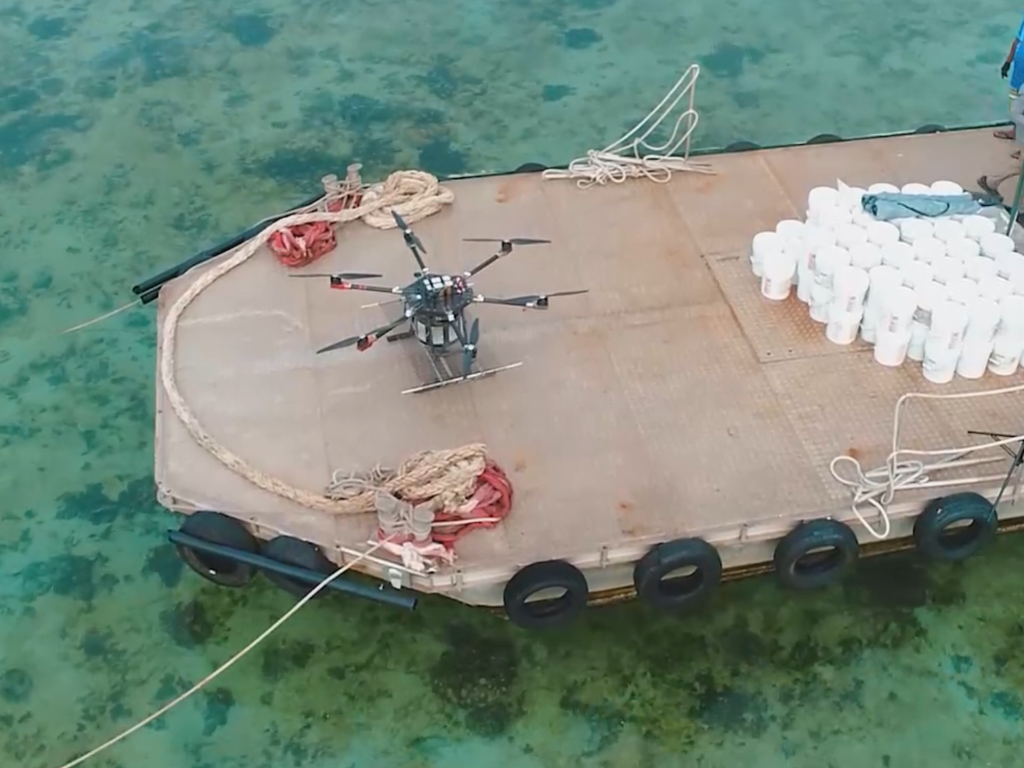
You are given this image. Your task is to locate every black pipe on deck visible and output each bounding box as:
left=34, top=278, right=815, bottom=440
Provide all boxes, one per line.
left=167, top=530, right=418, bottom=610
left=133, top=191, right=324, bottom=300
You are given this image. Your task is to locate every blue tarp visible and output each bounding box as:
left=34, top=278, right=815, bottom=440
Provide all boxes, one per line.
left=859, top=192, right=985, bottom=221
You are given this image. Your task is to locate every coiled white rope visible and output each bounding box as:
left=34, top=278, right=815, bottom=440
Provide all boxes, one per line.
left=541, top=64, right=714, bottom=189
left=830, top=382, right=1024, bottom=539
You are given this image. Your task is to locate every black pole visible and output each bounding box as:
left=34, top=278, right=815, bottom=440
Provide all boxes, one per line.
left=167, top=530, right=418, bottom=610
left=133, top=191, right=324, bottom=299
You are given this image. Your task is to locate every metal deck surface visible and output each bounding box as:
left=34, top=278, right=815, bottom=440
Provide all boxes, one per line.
left=154, top=128, right=1024, bottom=572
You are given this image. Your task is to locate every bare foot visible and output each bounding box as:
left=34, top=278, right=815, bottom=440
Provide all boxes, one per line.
left=1013, top=149, right=1021, bottom=160
left=996, top=128, right=1016, bottom=140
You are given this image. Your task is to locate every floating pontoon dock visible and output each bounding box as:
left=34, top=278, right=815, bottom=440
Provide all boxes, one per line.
left=154, top=127, right=1024, bottom=617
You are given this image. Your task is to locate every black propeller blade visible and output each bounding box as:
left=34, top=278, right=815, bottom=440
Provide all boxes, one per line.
left=288, top=272, right=383, bottom=280
left=316, top=315, right=408, bottom=354
left=392, top=210, right=428, bottom=271
left=463, top=238, right=551, bottom=245
left=460, top=317, right=480, bottom=376
left=474, top=289, right=589, bottom=309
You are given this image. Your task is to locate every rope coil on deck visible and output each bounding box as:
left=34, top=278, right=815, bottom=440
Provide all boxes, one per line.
left=159, top=170, right=493, bottom=517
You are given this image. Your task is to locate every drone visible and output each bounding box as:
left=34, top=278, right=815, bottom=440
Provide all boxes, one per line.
left=292, top=210, right=588, bottom=394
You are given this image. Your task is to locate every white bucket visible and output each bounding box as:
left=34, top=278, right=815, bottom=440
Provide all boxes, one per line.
left=997, top=295, right=1024, bottom=339
left=835, top=223, right=868, bottom=249
left=874, top=328, right=912, bottom=367
left=813, top=246, right=847, bottom=288
left=907, top=282, right=949, bottom=361
left=913, top=237, right=946, bottom=264
left=956, top=338, right=995, bottom=379
left=852, top=210, right=875, bottom=229
left=1011, top=261, right=1024, bottom=296
left=946, top=237, right=981, bottom=262
left=827, top=309, right=864, bottom=345
left=878, top=285, right=918, bottom=335
left=831, top=265, right=870, bottom=314
left=922, top=346, right=960, bottom=384
left=995, top=251, right=1022, bottom=280
left=901, top=182, right=932, bottom=195
left=803, top=223, right=837, bottom=253
left=923, top=301, right=970, bottom=382
left=901, top=260, right=934, bottom=291
left=945, top=277, right=980, bottom=311
left=931, top=256, right=964, bottom=286
left=776, top=219, right=805, bottom=241
left=751, top=231, right=784, bottom=277
left=930, top=180, right=964, bottom=195
left=965, top=257, right=998, bottom=284
left=868, top=182, right=900, bottom=194
left=881, top=241, right=914, bottom=271
left=980, top=232, right=1015, bottom=259
left=989, top=334, right=1024, bottom=375
left=839, top=184, right=867, bottom=212
left=761, top=249, right=797, bottom=301
left=866, top=220, right=900, bottom=248
left=861, top=266, right=902, bottom=343
left=932, top=218, right=966, bottom=244
left=964, top=297, right=1001, bottom=341
left=849, top=243, right=882, bottom=271
left=809, top=205, right=853, bottom=229
left=808, top=186, right=840, bottom=215
left=899, top=218, right=933, bottom=244
left=978, top=275, right=1013, bottom=303
left=797, top=262, right=814, bottom=303
left=962, top=215, right=996, bottom=242
left=809, top=283, right=832, bottom=323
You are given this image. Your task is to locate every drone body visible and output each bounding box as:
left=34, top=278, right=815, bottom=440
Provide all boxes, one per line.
left=292, top=211, right=588, bottom=393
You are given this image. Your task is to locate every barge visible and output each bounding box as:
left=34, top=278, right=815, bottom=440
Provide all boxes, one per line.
left=149, top=126, right=1024, bottom=630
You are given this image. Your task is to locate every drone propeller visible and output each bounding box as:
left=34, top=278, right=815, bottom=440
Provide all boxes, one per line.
left=289, top=272, right=383, bottom=280
left=316, top=315, right=408, bottom=355
left=474, top=289, right=588, bottom=309
left=392, top=210, right=428, bottom=272
left=462, top=237, right=551, bottom=278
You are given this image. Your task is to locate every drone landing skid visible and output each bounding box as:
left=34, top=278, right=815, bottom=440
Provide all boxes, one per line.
left=401, top=351, right=523, bottom=396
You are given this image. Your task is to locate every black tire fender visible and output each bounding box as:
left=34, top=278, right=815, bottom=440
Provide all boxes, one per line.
left=633, top=537, right=722, bottom=611
left=260, top=536, right=337, bottom=597
left=177, top=511, right=259, bottom=588
left=503, top=560, right=588, bottom=631
left=913, top=492, right=997, bottom=562
left=773, top=518, right=859, bottom=590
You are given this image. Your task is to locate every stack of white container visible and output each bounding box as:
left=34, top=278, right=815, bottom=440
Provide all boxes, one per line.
left=750, top=179, right=1024, bottom=384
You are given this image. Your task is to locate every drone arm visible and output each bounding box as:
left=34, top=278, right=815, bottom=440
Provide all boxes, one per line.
left=317, top=315, right=408, bottom=354
left=464, top=250, right=504, bottom=278
left=330, top=279, right=401, bottom=294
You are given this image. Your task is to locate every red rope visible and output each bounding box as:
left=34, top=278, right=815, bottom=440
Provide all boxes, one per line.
left=431, top=461, right=514, bottom=547
left=267, top=189, right=364, bottom=269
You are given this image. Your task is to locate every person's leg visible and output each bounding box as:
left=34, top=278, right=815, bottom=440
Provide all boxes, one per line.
left=996, top=88, right=1016, bottom=140
left=1011, top=93, right=1024, bottom=158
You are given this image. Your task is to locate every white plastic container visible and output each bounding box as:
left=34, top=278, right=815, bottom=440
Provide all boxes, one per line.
left=878, top=285, right=918, bottom=336
left=874, top=328, right=912, bottom=367
left=907, top=281, right=949, bottom=361
left=796, top=262, right=814, bottom=303
left=913, top=237, right=946, bottom=264
left=901, top=260, right=934, bottom=291
left=809, top=283, right=832, bottom=323
left=930, top=180, right=964, bottom=195
left=776, top=219, right=805, bottom=241
left=901, top=182, right=932, bottom=195
left=989, top=334, right=1024, bottom=375
left=813, top=246, right=846, bottom=288
left=868, top=182, right=900, bottom=194
left=831, top=265, right=870, bottom=314
left=849, top=242, right=882, bottom=271
left=810, top=205, right=853, bottom=229
left=962, top=215, right=996, bottom=242
left=980, top=232, right=1015, bottom=259
left=978, top=275, right=1013, bottom=303
left=923, top=347, right=960, bottom=383
left=965, top=257, right=998, bottom=284
left=923, top=301, right=970, bottom=383
left=899, top=218, right=933, bottom=244
left=838, top=183, right=867, bottom=213
left=808, top=186, right=840, bottom=215
left=931, top=256, right=964, bottom=286
left=932, top=218, right=966, bottom=244
left=997, top=295, right=1024, bottom=339
left=835, top=223, right=868, bottom=249
left=803, top=223, right=837, bottom=253
left=957, top=339, right=995, bottom=379
left=826, top=309, right=864, bottom=345
left=881, top=241, right=914, bottom=271
left=995, top=252, right=1022, bottom=280
left=964, top=297, right=1001, bottom=341
left=946, top=276, right=980, bottom=309
left=865, top=220, right=900, bottom=248
left=946, top=237, right=981, bottom=262
left=751, top=231, right=783, bottom=277
left=761, top=249, right=797, bottom=300
left=860, top=265, right=902, bottom=344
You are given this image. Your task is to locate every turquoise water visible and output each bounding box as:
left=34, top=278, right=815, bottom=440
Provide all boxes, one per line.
left=2, top=0, right=1024, bottom=766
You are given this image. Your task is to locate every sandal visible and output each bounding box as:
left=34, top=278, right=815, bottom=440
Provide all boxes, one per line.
left=1013, top=150, right=1021, bottom=160
left=995, top=128, right=1016, bottom=140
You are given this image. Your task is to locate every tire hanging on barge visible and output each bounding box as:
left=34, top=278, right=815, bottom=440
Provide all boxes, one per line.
left=633, top=537, right=722, bottom=611
left=912, top=492, right=997, bottom=562
left=773, top=519, right=859, bottom=590
left=260, top=536, right=337, bottom=597
left=176, top=511, right=261, bottom=587
left=503, top=560, right=589, bottom=631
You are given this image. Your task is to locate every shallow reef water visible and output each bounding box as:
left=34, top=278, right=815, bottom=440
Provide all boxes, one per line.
left=1, top=0, right=1023, bottom=766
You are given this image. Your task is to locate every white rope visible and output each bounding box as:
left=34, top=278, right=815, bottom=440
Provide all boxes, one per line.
left=542, top=64, right=715, bottom=189
left=830, top=382, right=1024, bottom=539
left=52, top=539, right=386, bottom=768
